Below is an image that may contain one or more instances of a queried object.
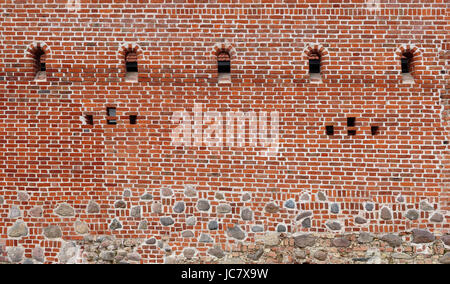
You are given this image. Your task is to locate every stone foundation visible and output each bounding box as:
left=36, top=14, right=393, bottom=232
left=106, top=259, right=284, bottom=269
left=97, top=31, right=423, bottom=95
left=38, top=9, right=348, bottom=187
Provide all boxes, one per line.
left=2, top=231, right=449, bottom=264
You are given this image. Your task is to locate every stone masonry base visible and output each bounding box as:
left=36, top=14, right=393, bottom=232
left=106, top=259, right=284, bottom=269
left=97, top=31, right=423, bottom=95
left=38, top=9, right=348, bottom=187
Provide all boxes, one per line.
left=2, top=230, right=449, bottom=264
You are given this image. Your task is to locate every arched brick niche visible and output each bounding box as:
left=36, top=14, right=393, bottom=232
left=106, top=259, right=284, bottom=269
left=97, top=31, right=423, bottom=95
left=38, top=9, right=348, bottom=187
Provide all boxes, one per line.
left=26, top=42, right=51, bottom=81
left=118, top=43, right=143, bottom=82
left=293, top=44, right=329, bottom=84
left=210, top=42, right=237, bottom=84
left=395, top=45, right=422, bottom=84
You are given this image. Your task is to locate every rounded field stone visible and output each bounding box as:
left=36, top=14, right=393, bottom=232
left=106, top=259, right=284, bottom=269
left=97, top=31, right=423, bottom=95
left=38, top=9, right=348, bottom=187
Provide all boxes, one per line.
left=365, top=203, right=374, bottom=212
left=87, top=201, right=100, bottom=213
left=9, top=206, right=21, bottom=219
left=28, top=206, right=42, bottom=218
left=215, top=192, right=224, bottom=200
left=330, top=203, right=340, bottom=214
left=160, top=217, right=174, bottom=226
left=127, top=252, right=141, bottom=262
left=186, top=216, right=196, bottom=226
left=300, top=194, right=310, bottom=201
left=151, top=202, right=162, bottom=214
left=130, top=206, right=141, bottom=218
left=412, top=229, right=435, bottom=244
left=405, top=209, right=419, bottom=221
left=265, top=203, right=279, bottom=214
left=439, top=253, right=450, bottom=264
left=43, top=225, right=62, bottom=239
left=430, top=212, right=443, bottom=223
left=8, top=247, right=24, bottom=263
left=285, top=199, right=295, bottom=209
left=326, top=221, right=342, bottom=231
left=183, top=248, right=196, bottom=259
left=197, top=200, right=210, bottom=211
left=208, top=220, right=219, bottom=230
left=161, top=187, right=173, bottom=197
left=252, top=225, right=264, bottom=233
left=140, top=193, right=153, bottom=201
left=420, top=200, right=433, bottom=211
left=0, top=196, right=4, bottom=205
left=355, top=216, right=367, bottom=224
left=199, top=233, right=213, bottom=243
left=74, top=221, right=89, bottom=235
left=264, top=232, right=280, bottom=246
left=109, top=219, right=122, bottom=230
left=55, top=204, right=75, bottom=217
left=381, top=234, right=402, bottom=247
left=114, top=200, right=127, bottom=209
left=314, top=250, right=327, bottom=261
left=184, top=185, right=197, bottom=197
left=248, top=248, right=264, bottom=261
left=217, top=203, right=232, bottom=214
left=296, top=211, right=313, bottom=221
left=18, top=192, right=29, bottom=202
left=208, top=246, right=225, bottom=259
left=32, top=247, right=45, bottom=263
left=317, top=192, right=327, bottom=201
left=100, top=251, right=115, bottom=261
left=294, top=234, right=316, bottom=248
left=441, top=235, right=450, bottom=246
left=301, top=218, right=311, bottom=228
left=8, top=221, right=28, bottom=238
left=332, top=237, right=351, bottom=247
left=227, top=225, right=246, bottom=240
left=173, top=201, right=185, bottom=213
left=276, top=224, right=287, bottom=232
left=358, top=232, right=373, bottom=244
left=138, top=220, right=148, bottom=230
left=241, top=208, right=253, bottom=221
left=182, top=230, right=195, bottom=238
left=380, top=207, right=392, bottom=220
left=242, top=193, right=251, bottom=201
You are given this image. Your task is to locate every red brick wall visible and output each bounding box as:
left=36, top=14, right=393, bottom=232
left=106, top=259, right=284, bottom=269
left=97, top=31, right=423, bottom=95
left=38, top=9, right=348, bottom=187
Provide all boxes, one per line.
left=0, top=0, right=448, bottom=263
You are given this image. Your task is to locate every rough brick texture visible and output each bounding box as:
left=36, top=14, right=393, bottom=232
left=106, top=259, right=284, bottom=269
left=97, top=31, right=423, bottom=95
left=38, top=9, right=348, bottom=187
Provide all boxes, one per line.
left=0, top=0, right=448, bottom=263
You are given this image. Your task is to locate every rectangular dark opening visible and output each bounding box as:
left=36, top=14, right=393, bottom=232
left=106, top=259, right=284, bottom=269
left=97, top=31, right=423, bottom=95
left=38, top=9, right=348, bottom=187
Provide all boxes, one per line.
left=309, top=59, right=320, bottom=74
left=347, top=117, right=356, bottom=127
left=129, top=115, right=137, bottom=125
left=348, top=129, right=357, bottom=136
left=107, top=107, right=116, bottom=117
left=326, top=125, right=334, bottom=136
left=126, top=62, right=138, bottom=73
left=86, top=115, right=94, bottom=125
left=218, top=61, right=230, bottom=74
left=107, top=107, right=117, bottom=125
left=371, top=126, right=379, bottom=136
left=401, top=58, right=410, bottom=73
left=40, top=62, right=46, bottom=72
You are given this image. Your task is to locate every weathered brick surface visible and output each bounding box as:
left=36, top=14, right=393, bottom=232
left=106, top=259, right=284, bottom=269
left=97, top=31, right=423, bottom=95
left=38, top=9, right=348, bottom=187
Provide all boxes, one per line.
left=0, top=0, right=448, bottom=263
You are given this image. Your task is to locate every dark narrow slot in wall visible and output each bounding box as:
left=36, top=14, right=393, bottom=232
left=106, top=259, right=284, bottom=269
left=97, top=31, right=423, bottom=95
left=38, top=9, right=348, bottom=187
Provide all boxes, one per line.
left=129, top=115, right=137, bottom=125
left=371, top=126, right=379, bottom=136
left=326, top=125, right=334, bottom=136
left=309, top=59, right=320, bottom=74
left=126, top=61, right=138, bottom=73
left=86, top=115, right=94, bottom=125
left=347, top=117, right=356, bottom=127
left=107, top=107, right=117, bottom=125
left=401, top=57, right=411, bottom=74
left=348, top=129, right=357, bottom=136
